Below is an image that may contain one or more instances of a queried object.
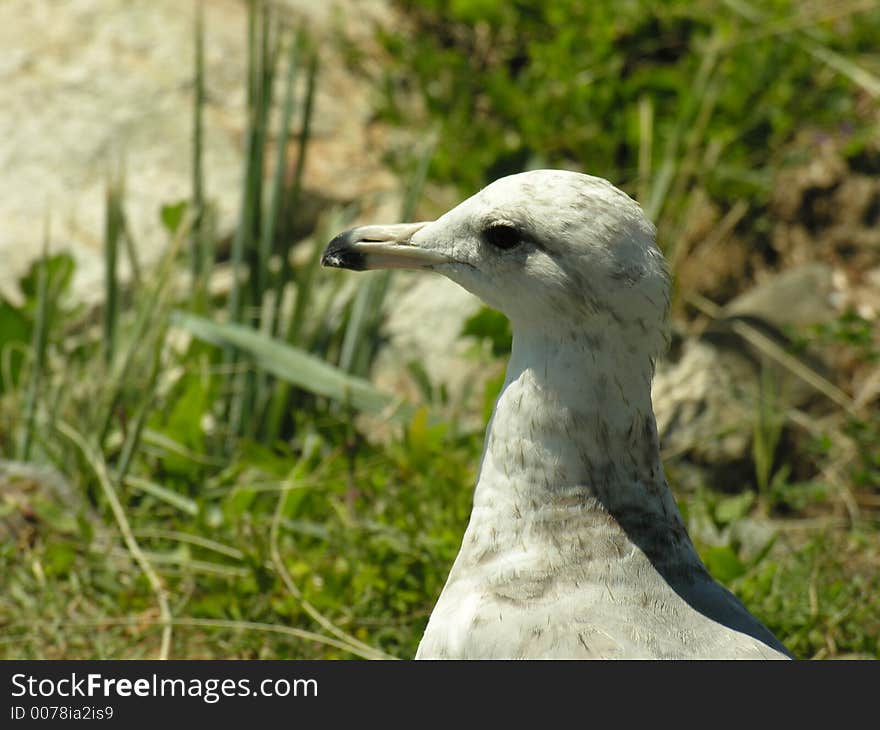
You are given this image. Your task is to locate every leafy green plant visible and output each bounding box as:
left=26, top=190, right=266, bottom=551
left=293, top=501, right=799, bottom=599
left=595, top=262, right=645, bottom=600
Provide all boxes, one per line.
left=2, top=0, right=879, bottom=663
left=752, top=367, right=788, bottom=499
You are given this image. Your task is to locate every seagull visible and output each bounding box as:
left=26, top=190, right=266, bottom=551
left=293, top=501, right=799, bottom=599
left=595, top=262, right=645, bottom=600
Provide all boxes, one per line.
left=322, top=169, right=791, bottom=659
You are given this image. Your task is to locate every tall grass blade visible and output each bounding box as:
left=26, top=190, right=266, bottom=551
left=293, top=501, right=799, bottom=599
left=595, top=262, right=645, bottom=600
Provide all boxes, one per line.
left=19, top=222, right=51, bottom=461
left=96, top=213, right=192, bottom=447
left=227, top=0, right=259, bottom=328
left=337, top=277, right=379, bottom=376
left=688, top=292, right=856, bottom=414
left=722, top=0, right=880, bottom=97
left=114, top=332, right=163, bottom=485
left=125, top=476, right=200, bottom=516
left=173, top=311, right=406, bottom=418
left=226, top=0, right=274, bottom=443
left=798, top=35, right=880, bottom=98
left=254, top=33, right=302, bottom=418
left=338, top=139, right=435, bottom=375
left=263, top=211, right=344, bottom=441
left=104, top=173, right=125, bottom=366
left=191, top=0, right=207, bottom=305
left=246, top=0, right=279, bottom=316
left=288, top=47, right=317, bottom=225
left=259, top=33, right=300, bottom=312
left=637, top=94, right=654, bottom=206
left=120, top=210, right=141, bottom=289
left=753, top=366, right=784, bottom=496
left=287, top=212, right=345, bottom=348
left=270, top=40, right=318, bottom=338
left=56, top=420, right=173, bottom=659
left=645, top=35, right=720, bottom=225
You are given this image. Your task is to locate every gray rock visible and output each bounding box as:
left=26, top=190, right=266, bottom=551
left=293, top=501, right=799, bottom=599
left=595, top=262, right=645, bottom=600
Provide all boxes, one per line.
left=654, top=263, right=846, bottom=490
left=724, top=263, right=838, bottom=329
left=372, top=273, right=485, bottom=412
left=0, top=0, right=396, bottom=305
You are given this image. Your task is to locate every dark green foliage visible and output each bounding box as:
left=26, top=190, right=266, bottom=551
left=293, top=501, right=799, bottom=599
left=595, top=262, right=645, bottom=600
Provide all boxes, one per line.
left=462, top=306, right=512, bottom=357
left=378, top=0, right=880, bottom=226
left=0, top=302, right=31, bottom=395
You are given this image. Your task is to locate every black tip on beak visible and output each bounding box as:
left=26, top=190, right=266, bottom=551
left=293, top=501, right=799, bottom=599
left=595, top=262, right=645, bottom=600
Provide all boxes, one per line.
left=321, top=221, right=443, bottom=272
left=321, top=229, right=368, bottom=271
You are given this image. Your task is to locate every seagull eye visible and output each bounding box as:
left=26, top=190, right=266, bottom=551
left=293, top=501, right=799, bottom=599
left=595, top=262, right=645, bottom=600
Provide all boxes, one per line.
left=483, top=224, right=521, bottom=251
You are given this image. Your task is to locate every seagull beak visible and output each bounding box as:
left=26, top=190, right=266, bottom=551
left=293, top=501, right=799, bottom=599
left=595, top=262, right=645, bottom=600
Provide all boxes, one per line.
left=321, top=222, right=449, bottom=271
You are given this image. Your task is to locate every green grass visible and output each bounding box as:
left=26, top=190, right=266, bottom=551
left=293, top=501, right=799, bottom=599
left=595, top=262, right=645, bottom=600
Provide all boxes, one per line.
left=0, top=0, right=878, bottom=660
left=371, top=0, right=880, bottom=290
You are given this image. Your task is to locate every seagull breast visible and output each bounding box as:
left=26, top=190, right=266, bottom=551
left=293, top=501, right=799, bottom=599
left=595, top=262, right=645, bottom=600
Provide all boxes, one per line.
left=322, top=169, right=791, bottom=659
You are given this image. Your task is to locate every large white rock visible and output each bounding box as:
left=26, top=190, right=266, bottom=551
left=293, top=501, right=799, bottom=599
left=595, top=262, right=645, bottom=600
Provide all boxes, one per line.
left=0, top=0, right=396, bottom=304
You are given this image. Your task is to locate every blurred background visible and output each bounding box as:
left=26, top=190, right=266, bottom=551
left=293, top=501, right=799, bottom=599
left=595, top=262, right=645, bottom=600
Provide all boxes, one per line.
left=1, top=0, right=878, bottom=659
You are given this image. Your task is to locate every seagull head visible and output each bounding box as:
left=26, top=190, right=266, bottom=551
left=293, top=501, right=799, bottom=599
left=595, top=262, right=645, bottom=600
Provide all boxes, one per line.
left=323, top=169, right=669, bottom=358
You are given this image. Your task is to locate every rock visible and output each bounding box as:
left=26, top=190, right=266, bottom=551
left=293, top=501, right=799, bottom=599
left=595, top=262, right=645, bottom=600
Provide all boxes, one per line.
left=0, top=0, right=397, bottom=306
left=653, top=334, right=758, bottom=490
left=371, top=273, right=485, bottom=411
left=729, top=517, right=778, bottom=562
left=654, top=263, right=850, bottom=492
left=724, top=263, right=838, bottom=330
left=0, top=460, right=83, bottom=543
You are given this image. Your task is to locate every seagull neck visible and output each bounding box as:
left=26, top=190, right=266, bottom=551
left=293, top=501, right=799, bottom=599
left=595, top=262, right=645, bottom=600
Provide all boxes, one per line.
left=461, top=326, right=701, bottom=579
left=477, top=326, right=670, bottom=515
